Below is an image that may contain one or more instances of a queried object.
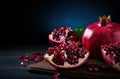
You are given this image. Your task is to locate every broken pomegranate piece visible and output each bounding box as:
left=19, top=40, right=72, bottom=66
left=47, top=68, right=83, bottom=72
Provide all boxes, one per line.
left=44, top=43, right=89, bottom=69
left=101, top=41, right=120, bottom=71
left=48, top=26, right=81, bottom=46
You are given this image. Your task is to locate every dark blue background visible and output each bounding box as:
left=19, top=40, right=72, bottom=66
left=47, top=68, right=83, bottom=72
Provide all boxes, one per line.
left=7, top=0, right=120, bottom=46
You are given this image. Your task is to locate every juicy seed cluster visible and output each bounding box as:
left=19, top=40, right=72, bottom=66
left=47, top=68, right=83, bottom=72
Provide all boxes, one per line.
left=47, top=43, right=87, bottom=65
left=52, top=26, right=81, bottom=45
left=66, top=31, right=81, bottom=44
left=53, top=27, right=71, bottom=41
left=102, top=42, right=120, bottom=64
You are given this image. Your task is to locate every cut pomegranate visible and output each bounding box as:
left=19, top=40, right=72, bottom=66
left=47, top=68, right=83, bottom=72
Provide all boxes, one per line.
left=44, top=43, right=89, bottom=69
left=49, top=27, right=81, bottom=46
left=82, top=15, right=120, bottom=59
left=101, top=41, right=120, bottom=71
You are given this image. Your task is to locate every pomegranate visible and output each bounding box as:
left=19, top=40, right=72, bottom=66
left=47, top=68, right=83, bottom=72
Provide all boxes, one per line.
left=44, top=43, right=89, bottom=69
left=49, top=27, right=81, bottom=46
left=82, top=15, right=120, bottom=59
left=101, top=41, right=120, bottom=71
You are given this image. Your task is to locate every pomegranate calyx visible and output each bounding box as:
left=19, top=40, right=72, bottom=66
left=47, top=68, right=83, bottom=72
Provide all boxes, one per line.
left=99, top=15, right=111, bottom=26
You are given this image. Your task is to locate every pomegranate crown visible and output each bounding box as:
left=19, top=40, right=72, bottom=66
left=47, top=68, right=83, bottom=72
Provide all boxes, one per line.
left=99, top=15, right=111, bottom=26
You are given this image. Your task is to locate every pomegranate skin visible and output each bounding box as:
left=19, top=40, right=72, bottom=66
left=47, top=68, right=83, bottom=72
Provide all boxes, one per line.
left=82, top=16, right=120, bottom=59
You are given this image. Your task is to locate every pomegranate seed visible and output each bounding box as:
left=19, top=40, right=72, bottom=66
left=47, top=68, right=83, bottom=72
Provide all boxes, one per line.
left=87, top=63, right=100, bottom=72
left=20, top=62, right=26, bottom=67
left=94, top=67, right=99, bottom=71
left=19, top=54, right=26, bottom=59
left=88, top=67, right=93, bottom=71
left=38, top=56, right=44, bottom=62
left=34, top=57, right=41, bottom=63
left=60, top=56, right=65, bottom=61
left=28, top=56, right=34, bottom=61
left=24, top=58, right=29, bottom=63
left=25, top=55, right=29, bottom=59
left=52, top=72, right=60, bottom=79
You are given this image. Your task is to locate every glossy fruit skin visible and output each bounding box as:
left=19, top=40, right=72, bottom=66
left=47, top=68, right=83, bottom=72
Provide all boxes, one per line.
left=82, top=16, right=120, bottom=59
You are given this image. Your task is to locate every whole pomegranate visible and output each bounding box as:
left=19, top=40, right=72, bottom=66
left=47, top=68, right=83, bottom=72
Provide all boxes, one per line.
left=48, top=27, right=81, bottom=46
left=82, top=15, right=120, bottom=59
left=101, top=41, right=120, bottom=71
left=44, top=43, right=89, bottom=69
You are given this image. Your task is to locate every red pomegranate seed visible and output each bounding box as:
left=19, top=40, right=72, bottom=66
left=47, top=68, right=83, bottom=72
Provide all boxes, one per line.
left=38, top=56, right=44, bottom=62
left=94, top=67, right=99, bottom=71
left=25, top=55, right=29, bottom=59
left=88, top=67, right=93, bottom=71
left=87, top=63, right=99, bottom=72
left=28, top=56, right=34, bottom=61
left=24, top=58, right=29, bottom=63
left=34, top=58, right=39, bottom=63
left=20, top=62, right=26, bottom=67
left=33, top=56, right=44, bottom=63
left=19, top=54, right=26, bottom=59
left=52, top=72, right=60, bottom=79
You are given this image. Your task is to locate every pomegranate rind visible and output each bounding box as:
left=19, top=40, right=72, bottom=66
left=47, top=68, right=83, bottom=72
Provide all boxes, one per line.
left=44, top=52, right=89, bottom=69
left=48, top=34, right=65, bottom=46
left=101, top=46, right=120, bottom=71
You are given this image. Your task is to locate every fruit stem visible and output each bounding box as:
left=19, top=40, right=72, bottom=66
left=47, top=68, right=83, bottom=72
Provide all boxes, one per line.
left=99, top=15, right=111, bottom=26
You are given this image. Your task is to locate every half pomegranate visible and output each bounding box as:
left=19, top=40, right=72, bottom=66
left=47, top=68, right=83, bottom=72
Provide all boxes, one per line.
left=48, top=27, right=81, bottom=46
left=44, top=43, right=89, bottom=69
left=101, top=41, right=120, bottom=71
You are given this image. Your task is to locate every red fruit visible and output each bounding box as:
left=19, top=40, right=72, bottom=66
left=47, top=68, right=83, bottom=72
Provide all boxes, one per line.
left=82, top=15, right=120, bottom=59
left=101, top=41, right=120, bottom=71
left=44, top=43, right=89, bottom=69
left=48, top=27, right=81, bottom=46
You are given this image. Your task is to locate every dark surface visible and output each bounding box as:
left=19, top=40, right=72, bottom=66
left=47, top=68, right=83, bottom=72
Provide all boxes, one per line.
left=28, top=59, right=120, bottom=79
left=0, top=45, right=72, bottom=79
left=0, top=45, right=119, bottom=79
